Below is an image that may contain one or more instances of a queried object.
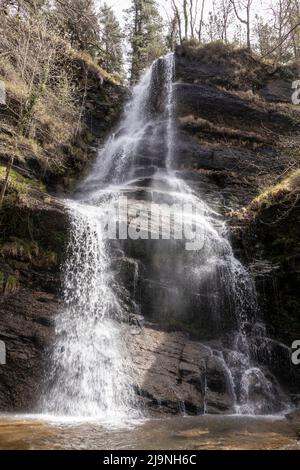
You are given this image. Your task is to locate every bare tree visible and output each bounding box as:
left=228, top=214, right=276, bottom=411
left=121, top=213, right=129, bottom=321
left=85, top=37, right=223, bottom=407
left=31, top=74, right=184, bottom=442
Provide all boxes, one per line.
left=196, top=0, right=206, bottom=41
left=189, top=0, right=198, bottom=38
left=207, top=0, right=234, bottom=42
left=220, top=0, right=234, bottom=42
left=287, top=0, right=300, bottom=58
left=269, top=0, right=293, bottom=61
left=183, top=0, right=189, bottom=38
left=170, top=0, right=183, bottom=43
left=264, top=0, right=300, bottom=61
left=230, top=0, right=253, bottom=49
left=169, top=0, right=202, bottom=42
left=254, top=14, right=277, bottom=57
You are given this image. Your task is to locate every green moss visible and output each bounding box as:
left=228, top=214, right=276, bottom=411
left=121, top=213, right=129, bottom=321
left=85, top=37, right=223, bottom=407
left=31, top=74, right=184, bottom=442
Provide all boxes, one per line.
left=0, top=165, right=46, bottom=195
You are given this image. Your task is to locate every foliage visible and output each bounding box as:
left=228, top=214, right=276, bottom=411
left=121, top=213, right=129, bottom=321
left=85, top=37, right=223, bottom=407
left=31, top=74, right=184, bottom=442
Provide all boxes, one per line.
left=99, top=3, right=124, bottom=77
left=0, top=1, right=124, bottom=205
left=51, top=0, right=102, bottom=58
left=125, top=0, right=167, bottom=84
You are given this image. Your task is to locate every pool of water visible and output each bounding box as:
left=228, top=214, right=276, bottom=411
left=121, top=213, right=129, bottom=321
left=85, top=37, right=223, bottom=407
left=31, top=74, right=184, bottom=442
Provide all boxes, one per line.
left=0, top=414, right=299, bottom=450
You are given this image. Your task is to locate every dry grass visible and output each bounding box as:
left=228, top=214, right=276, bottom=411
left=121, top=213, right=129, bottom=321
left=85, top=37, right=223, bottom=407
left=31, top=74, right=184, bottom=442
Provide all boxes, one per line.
left=0, top=12, right=120, bottom=187
left=0, top=164, right=45, bottom=195
left=0, top=237, right=58, bottom=268
left=0, top=16, right=79, bottom=169
left=179, top=40, right=237, bottom=63
left=66, top=47, right=121, bottom=85
left=177, top=41, right=300, bottom=93
left=179, top=115, right=267, bottom=144
left=250, top=169, right=300, bottom=210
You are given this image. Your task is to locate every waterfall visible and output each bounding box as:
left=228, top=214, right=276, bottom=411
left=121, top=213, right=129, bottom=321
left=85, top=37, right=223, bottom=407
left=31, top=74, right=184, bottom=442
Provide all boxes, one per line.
left=43, top=202, right=140, bottom=424
left=164, top=53, right=176, bottom=168
left=44, top=53, right=289, bottom=421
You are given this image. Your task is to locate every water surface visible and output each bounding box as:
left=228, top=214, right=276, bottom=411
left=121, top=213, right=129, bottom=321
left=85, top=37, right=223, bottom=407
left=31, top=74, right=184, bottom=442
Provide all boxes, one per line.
left=0, top=415, right=298, bottom=450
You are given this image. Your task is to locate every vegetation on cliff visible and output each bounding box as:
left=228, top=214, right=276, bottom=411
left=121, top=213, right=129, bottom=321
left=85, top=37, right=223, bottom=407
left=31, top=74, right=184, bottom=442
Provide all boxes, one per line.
left=0, top=7, right=124, bottom=194
left=0, top=2, right=126, bottom=303
left=240, top=169, right=300, bottom=343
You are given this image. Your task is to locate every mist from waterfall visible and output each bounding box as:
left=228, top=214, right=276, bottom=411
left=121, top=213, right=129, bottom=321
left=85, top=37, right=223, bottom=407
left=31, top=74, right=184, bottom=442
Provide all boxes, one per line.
left=43, top=53, right=289, bottom=422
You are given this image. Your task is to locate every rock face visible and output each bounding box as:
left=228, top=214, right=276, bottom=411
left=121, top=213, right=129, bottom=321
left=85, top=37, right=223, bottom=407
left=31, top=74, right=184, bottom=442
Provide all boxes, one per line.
left=126, top=325, right=235, bottom=415
left=1, top=44, right=300, bottom=414
left=119, top=46, right=300, bottom=411
left=173, top=44, right=300, bottom=214
left=0, top=63, right=126, bottom=410
left=172, top=46, right=300, bottom=400
left=0, top=289, right=58, bottom=410
left=0, top=194, right=64, bottom=411
left=242, top=190, right=300, bottom=346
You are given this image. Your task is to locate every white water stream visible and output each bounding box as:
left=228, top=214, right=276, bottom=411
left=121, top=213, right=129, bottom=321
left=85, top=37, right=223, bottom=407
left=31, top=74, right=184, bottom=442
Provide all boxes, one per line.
left=43, top=53, right=289, bottom=423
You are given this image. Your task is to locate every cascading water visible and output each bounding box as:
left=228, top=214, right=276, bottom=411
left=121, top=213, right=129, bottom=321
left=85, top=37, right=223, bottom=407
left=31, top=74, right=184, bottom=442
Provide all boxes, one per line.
left=43, top=202, right=140, bottom=423
left=158, top=54, right=288, bottom=414
left=44, top=52, right=289, bottom=422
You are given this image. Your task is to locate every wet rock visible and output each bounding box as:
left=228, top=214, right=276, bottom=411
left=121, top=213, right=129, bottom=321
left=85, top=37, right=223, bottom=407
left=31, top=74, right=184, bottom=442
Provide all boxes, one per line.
left=205, top=355, right=236, bottom=414
left=171, top=49, right=300, bottom=399
left=1, top=46, right=299, bottom=415
left=127, top=326, right=235, bottom=416
left=0, top=288, right=59, bottom=411
left=0, top=196, right=65, bottom=411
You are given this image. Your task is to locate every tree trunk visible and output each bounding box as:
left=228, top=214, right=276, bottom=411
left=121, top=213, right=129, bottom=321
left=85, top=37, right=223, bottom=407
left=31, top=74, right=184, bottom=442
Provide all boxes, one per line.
left=172, top=0, right=182, bottom=44
left=246, top=3, right=251, bottom=49
left=0, top=156, right=14, bottom=208
left=198, top=0, right=205, bottom=42
left=183, top=0, right=188, bottom=39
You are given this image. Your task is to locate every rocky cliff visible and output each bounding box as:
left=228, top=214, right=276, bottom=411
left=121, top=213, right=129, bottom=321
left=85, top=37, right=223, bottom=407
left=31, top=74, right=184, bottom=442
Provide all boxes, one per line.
left=0, top=54, right=126, bottom=410
left=122, top=44, right=300, bottom=412
left=0, top=43, right=299, bottom=414
left=177, top=43, right=300, bottom=403
left=172, top=43, right=300, bottom=403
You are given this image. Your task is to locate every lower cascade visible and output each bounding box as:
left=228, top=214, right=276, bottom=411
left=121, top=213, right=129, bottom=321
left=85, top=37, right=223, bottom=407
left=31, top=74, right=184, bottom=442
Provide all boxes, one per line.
left=44, top=53, right=289, bottom=421
left=44, top=204, right=140, bottom=422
